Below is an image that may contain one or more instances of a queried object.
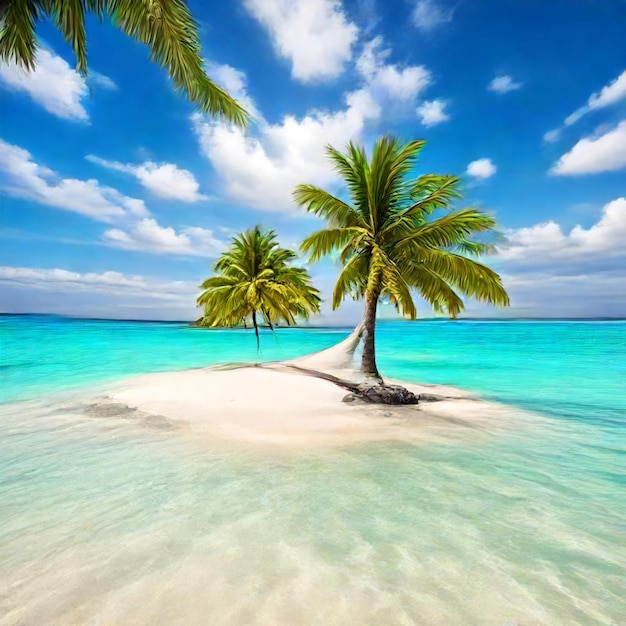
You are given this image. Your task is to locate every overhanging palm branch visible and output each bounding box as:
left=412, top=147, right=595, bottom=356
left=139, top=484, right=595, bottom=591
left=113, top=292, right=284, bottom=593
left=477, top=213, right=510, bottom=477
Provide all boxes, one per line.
left=197, top=226, right=320, bottom=350
left=0, top=0, right=248, bottom=125
left=295, top=135, right=509, bottom=378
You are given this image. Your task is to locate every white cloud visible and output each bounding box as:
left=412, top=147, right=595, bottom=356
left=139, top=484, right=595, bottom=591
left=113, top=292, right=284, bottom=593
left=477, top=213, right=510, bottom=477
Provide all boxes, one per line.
left=543, top=129, right=561, bottom=143
left=466, top=158, right=496, bottom=179
left=0, top=138, right=148, bottom=222
left=500, top=197, right=626, bottom=263
left=565, top=70, right=626, bottom=127
left=487, top=75, right=522, bottom=93
left=544, top=70, right=626, bottom=142
left=88, top=71, right=117, bottom=91
left=0, top=266, right=195, bottom=303
left=86, top=155, right=208, bottom=202
left=416, top=99, right=450, bottom=126
left=356, top=37, right=431, bottom=101
left=0, top=49, right=111, bottom=121
left=243, top=0, right=358, bottom=83
left=103, top=218, right=225, bottom=257
left=550, top=121, right=626, bottom=175
left=412, top=0, right=454, bottom=31
left=490, top=198, right=626, bottom=317
left=192, top=39, right=433, bottom=212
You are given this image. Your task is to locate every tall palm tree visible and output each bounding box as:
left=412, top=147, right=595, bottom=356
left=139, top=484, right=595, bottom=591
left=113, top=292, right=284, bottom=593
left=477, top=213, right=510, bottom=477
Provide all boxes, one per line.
left=295, top=136, right=510, bottom=379
left=0, top=0, right=247, bottom=126
left=197, top=226, right=321, bottom=350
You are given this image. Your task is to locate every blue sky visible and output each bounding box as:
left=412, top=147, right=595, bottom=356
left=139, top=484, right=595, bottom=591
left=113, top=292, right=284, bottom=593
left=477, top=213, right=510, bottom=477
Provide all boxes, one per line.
left=1, top=0, right=625, bottom=322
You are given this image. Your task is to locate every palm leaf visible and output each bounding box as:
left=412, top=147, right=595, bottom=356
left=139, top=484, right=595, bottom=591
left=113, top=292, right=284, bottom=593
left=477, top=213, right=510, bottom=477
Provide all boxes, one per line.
left=1, top=0, right=248, bottom=126
left=0, top=0, right=41, bottom=69
left=293, top=185, right=365, bottom=228
left=300, top=227, right=366, bottom=262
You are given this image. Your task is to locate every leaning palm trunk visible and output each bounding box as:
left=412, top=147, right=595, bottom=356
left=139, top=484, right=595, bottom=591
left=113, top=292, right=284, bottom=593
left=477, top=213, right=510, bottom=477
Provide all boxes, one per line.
left=361, top=291, right=381, bottom=378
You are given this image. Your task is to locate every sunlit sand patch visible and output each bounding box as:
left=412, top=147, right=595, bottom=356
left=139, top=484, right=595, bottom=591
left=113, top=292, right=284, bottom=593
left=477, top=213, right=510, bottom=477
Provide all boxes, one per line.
left=99, top=363, right=542, bottom=449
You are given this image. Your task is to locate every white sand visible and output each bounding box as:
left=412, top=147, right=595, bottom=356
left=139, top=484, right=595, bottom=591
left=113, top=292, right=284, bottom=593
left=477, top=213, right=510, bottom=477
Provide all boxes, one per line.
left=106, top=363, right=524, bottom=448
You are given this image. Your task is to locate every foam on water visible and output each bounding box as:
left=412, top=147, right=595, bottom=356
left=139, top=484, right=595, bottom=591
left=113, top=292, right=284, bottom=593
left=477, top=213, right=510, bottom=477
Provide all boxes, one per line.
left=0, top=316, right=624, bottom=624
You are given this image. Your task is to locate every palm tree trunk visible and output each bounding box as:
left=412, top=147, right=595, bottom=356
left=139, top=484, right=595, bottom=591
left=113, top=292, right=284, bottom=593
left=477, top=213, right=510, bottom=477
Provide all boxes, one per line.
left=252, top=310, right=260, bottom=352
left=361, top=290, right=381, bottom=379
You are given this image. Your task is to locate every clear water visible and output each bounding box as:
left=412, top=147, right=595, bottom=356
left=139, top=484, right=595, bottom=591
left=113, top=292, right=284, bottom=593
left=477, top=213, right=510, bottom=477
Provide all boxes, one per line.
left=1, top=315, right=624, bottom=624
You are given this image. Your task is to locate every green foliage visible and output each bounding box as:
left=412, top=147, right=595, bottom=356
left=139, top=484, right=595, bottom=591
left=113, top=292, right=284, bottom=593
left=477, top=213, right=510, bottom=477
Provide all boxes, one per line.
left=0, top=0, right=248, bottom=126
left=295, top=135, right=510, bottom=320
left=197, top=226, right=320, bottom=348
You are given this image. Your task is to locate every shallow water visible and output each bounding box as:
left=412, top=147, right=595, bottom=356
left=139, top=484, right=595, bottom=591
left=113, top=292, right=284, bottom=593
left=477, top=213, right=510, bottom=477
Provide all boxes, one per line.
left=0, top=316, right=624, bottom=624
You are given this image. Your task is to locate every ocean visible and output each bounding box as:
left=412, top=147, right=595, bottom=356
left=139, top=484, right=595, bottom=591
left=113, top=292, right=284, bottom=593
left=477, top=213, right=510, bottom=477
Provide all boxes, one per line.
left=1, top=315, right=624, bottom=624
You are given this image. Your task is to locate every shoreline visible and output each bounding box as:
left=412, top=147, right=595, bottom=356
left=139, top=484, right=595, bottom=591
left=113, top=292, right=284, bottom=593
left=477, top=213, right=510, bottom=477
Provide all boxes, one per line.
left=92, top=360, right=535, bottom=449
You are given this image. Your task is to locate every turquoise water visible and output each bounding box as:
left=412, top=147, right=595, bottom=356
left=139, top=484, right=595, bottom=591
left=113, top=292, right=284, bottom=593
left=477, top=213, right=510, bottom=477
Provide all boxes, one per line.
left=1, top=315, right=624, bottom=624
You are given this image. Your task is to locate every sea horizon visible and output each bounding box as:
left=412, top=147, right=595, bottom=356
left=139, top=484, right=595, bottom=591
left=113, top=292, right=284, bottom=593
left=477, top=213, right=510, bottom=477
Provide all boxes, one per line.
left=2, top=311, right=626, bottom=324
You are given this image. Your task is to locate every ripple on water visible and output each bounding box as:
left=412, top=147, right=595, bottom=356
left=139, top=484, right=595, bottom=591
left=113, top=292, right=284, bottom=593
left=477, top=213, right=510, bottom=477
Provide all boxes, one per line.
left=0, top=392, right=624, bottom=625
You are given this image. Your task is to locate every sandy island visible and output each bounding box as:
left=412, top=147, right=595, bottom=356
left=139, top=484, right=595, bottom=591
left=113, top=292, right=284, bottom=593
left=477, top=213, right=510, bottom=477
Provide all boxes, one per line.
left=98, top=329, right=527, bottom=448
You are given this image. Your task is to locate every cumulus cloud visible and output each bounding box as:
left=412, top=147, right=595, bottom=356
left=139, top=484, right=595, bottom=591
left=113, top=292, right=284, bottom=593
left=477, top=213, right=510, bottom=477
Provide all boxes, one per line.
left=550, top=121, right=626, bottom=175
left=491, top=198, right=626, bottom=317
left=544, top=70, right=626, bottom=142
left=412, top=0, right=454, bottom=31
left=0, top=138, right=148, bottom=222
left=500, top=197, right=626, bottom=264
left=356, top=37, right=431, bottom=101
left=466, top=158, right=496, bottom=179
left=192, top=38, right=433, bottom=212
left=103, top=218, right=225, bottom=257
left=487, top=75, right=522, bottom=93
left=243, top=0, right=358, bottom=83
left=0, top=265, right=197, bottom=310
left=416, top=99, right=450, bottom=126
left=0, top=49, right=113, bottom=121
left=86, top=155, right=208, bottom=202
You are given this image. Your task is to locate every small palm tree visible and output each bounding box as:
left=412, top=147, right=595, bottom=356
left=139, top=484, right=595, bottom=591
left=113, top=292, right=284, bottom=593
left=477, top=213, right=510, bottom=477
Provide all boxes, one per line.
left=295, top=136, right=510, bottom=379
left=197, top=226, right=321, bottom=350
left=0, top=0, right=247, bottom=126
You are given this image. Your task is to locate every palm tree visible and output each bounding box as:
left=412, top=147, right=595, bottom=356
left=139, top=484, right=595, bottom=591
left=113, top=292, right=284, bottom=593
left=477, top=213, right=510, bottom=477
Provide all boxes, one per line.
left=295, top=136, right=510, bottom=379
left=197, top=226, right=321, bottom=350
left=0, top=0, right=247, bottom=126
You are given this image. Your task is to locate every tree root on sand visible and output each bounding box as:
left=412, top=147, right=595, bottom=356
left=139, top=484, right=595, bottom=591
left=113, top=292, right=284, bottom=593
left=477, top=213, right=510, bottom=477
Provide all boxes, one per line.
left=260, top=363, right=420, bottom=406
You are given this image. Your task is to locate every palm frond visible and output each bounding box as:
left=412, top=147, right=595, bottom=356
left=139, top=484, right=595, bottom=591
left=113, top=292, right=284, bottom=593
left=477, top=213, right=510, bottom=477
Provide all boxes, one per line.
left=393, top=209, right=498, bottom=250
left=107, top=0, right=248, bottom=124
left=404, top=248, right=510, bottom=307
left=1, top=0, right=248, bottom=125
left=369, top=137, right=426, bottom=231
left=293, top=185, right=365, bottom=227
left=301, top=227, right=367, bottom=262
left=326, top=143, right=371, bottom=222
left=381, top=263, right=418, bottom=319
left=47, top=0, right=88, bottom=73
left=332, top=253, right=368, bottom=308
left=0, top=0, right=41, bottom=70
